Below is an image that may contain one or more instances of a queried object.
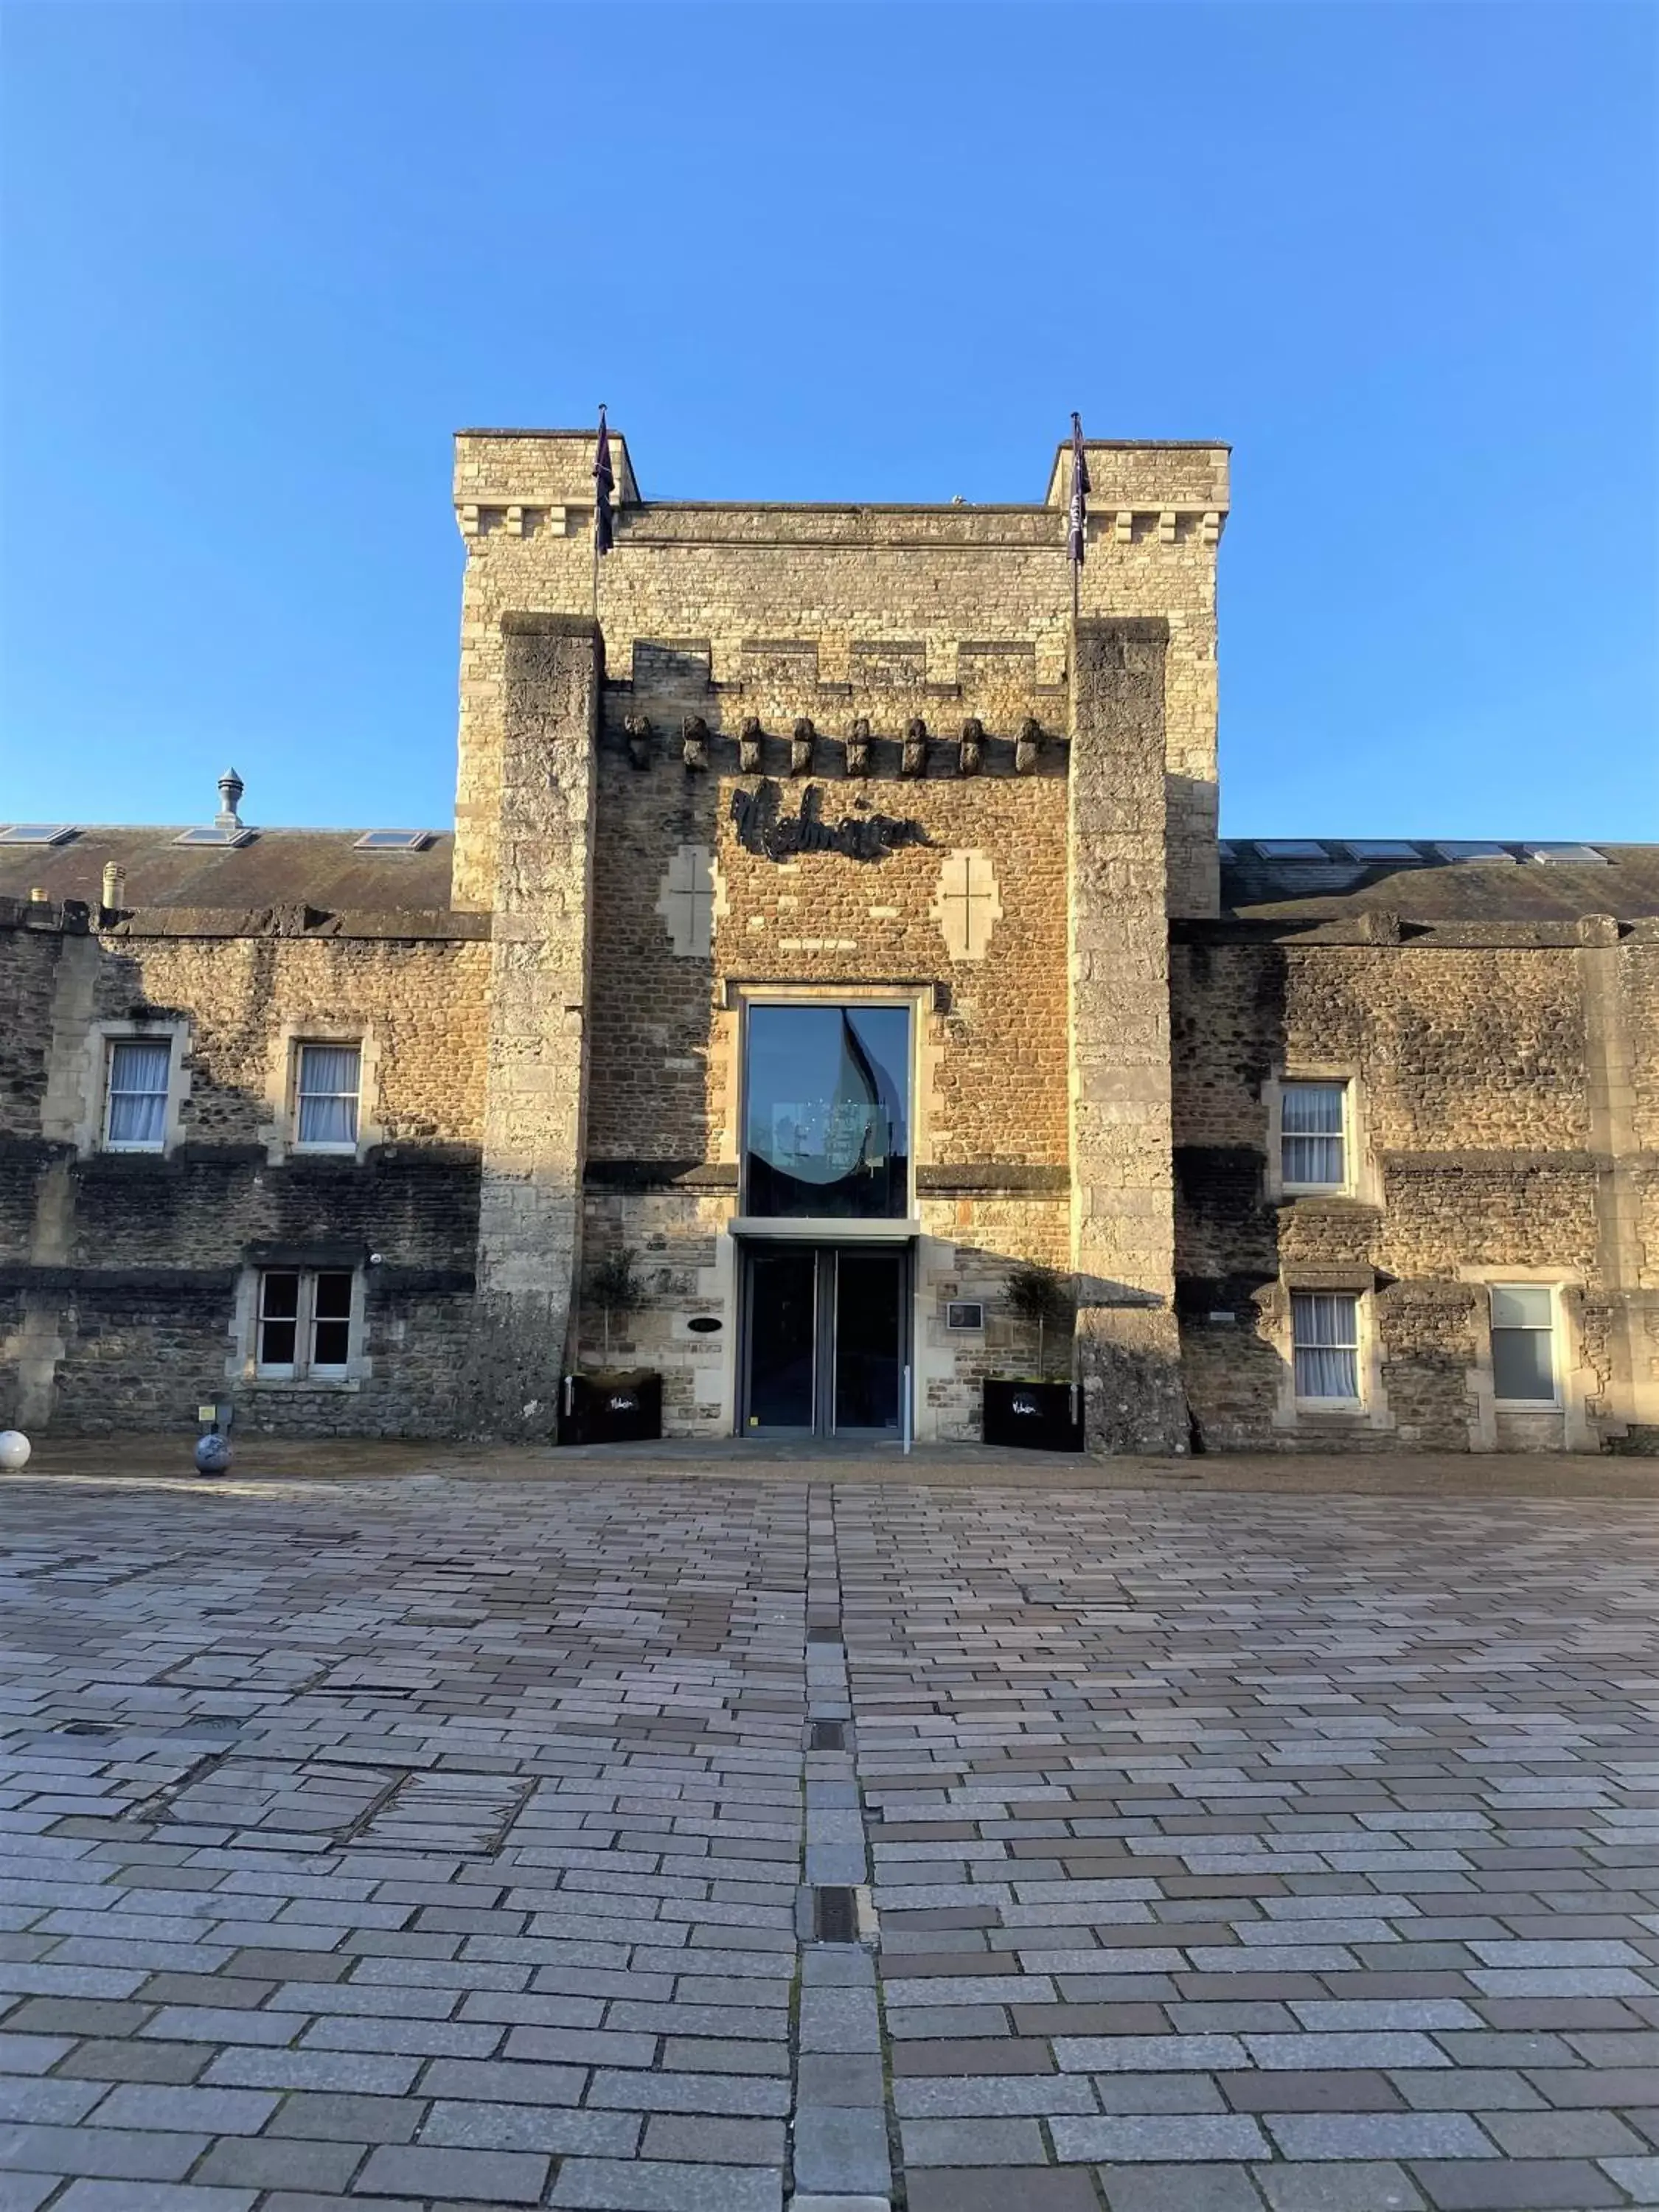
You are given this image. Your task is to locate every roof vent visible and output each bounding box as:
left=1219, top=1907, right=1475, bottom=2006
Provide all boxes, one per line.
left=216, top=768, right=245, bottom=830
left=353, top=830, right=435, bottom=852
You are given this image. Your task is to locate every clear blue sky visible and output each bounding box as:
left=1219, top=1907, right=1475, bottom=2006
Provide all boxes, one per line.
left=2, top=1, right=1654, bottom=838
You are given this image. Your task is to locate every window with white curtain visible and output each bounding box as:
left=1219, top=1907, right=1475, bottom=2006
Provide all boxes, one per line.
left=293, top=1043, right=361, bottom=1149
left=1490, top=1284, right=1557, bottom=1403
left=255, top=1268, right=356, bottom=1379
left=103, top=1037, right=171, bottom=1150
left=1280, top=1082, right=1347, bottom=1190
left=1292, top=1291, right=1360, bottom=1401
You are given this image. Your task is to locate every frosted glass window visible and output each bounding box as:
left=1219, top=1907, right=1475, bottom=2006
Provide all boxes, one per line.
left=1292, top=1292, right=1360, bottom=1400
left=1281, top=1082, right=1346, bottom=1189
left=1491, top=1284, right=1557, bottom=1402
left=104, top=1038, right=170, bottom=1149
left=295, top=1044, right=361, bottom=1148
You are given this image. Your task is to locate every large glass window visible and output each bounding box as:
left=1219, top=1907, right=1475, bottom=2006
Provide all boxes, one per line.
left=743, top=1004, right=911, bottom=1218
left=1490, top=1284, right=1557, bottom=1403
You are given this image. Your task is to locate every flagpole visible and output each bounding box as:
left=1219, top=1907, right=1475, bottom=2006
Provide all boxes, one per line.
left=592, top=402, right=604, bottom=626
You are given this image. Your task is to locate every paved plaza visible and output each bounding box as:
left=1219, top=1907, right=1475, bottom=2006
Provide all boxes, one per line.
left=1, top=1464, right=1658, bottom=2212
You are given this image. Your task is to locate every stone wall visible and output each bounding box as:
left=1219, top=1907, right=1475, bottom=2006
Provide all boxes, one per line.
left=1171, top=928, right=1659, bottom=1453
left=449, top=431, right=1227, bottom=919
left=0, top=911, right=487, bottom=1436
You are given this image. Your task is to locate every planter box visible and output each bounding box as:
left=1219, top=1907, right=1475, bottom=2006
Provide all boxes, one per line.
left=560, top=1371, right=663, bottom=1447
left=982, top=1378, right=1083, bottom=1452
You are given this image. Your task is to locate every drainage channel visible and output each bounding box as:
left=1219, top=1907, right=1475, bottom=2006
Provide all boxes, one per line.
left=790, top=1481, right=899, bottom=2212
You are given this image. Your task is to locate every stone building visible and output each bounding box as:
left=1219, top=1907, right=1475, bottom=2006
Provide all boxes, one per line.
left=3, top=426, right=1655, bottom=1455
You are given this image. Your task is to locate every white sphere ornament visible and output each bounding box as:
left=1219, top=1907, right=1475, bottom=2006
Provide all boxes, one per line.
left=0, top=1431, right=32, bottom=1472
left=194, top=1433, right=233, bottom=1478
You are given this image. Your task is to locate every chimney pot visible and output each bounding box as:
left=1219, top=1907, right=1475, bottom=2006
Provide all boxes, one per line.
left=216, top=766, right=245, bottom=829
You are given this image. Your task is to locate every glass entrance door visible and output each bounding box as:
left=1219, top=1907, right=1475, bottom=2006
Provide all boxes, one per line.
left=832, top=1251, right=902, bottom=1433
left=741, top=1246, right=908, bottom=1437
left=745, top=1247, right=818, bottom=1432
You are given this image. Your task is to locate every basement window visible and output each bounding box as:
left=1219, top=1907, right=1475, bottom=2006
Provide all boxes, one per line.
left=256, top=1268, right=358, bottom=1380
left=1490, top=1284, right=1558, bottom=1405
left=1292, top=1293, right=1361, bottom=1403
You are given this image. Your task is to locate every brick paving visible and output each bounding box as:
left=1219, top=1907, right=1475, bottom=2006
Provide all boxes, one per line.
left=0, top=1467, right=1656, bottom=2210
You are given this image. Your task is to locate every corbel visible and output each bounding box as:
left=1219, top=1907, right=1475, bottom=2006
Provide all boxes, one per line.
left=506, top=505, right=526, bottom=537
left=958, top=718, right=984, bottom=777
left=790, top=717, right=815, bottom=776
left=1015, top=717, right=1043, bottom=775
left=1200, top=510, right=1222, bottom=546
left=624, top=714, right=653, bottom=771
left=845, top=717, right=872, bottom=777
left=682, top=715, right=710, bottom=772
left=740, top=717, right=765, bottom=774
left=459, top=504, right=481, bottom=536
left=901, top=717, right=928, bottom=778
left=1113, top=509, right=1134, bottom=545
left=1158, top=509, right=1178, bottom=545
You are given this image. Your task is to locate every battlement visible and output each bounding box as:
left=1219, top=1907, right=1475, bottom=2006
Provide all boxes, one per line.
left=450, top=425, right=1228, bottom=918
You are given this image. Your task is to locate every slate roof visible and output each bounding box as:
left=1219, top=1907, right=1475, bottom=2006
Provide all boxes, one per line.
left=0, top=827, right=454, bottom=913
left=1220, top=841, right=1659, bottom=924
left=1, top=823, right=1655, bottom=926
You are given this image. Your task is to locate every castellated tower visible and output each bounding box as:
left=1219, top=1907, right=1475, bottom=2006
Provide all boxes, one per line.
left=451, top=428, right=1230, bottom=1453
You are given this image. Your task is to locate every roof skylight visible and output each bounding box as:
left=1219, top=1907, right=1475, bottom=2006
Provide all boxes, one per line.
left=1520, top=843, right=1609, bottom=865
left=1431, top=841, right=1514, bottom=863
left=0, top=824, right=77, bottom=846
left=1253, top=840, right=1329, bottom=859
left=352, top=830, right=435, bottom=851
left=1343, top=840, right=1423, bottom=861
left=173, top=826, right=257, bottom=849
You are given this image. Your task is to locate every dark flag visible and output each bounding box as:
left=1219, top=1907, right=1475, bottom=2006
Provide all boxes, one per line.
left=593, top=406, right=615, bottom=556
left=1068, top=410, right=1090, bottom=570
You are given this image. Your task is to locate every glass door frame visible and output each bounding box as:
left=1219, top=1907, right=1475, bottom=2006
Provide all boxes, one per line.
left=737, top=1240, right=912, bottom=1439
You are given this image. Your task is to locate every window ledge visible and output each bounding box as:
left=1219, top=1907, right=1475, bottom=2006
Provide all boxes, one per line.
left=728, top=1215, right=922, bottom=1242
left=247, top=1376, right=363, bottom=1393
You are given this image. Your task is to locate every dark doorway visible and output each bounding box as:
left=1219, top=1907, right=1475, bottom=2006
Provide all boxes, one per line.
left=745, top=1247, right=818, bottom=1431
left=740, top=1245, right=908, bottom=1437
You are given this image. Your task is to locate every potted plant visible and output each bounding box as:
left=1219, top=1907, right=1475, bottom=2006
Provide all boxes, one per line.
left=561, top=1246, right=663, bottom=1445
left=983, top=1262, right=1082, bottom=1450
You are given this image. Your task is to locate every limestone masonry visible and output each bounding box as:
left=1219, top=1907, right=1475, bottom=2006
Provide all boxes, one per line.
left=3, top=427, right=1655, bottom=1455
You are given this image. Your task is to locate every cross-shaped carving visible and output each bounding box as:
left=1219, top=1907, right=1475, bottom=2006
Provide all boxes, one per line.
left=931, top=847, right=1003, bottom=961
left=655, top=844, right=723, bottom=958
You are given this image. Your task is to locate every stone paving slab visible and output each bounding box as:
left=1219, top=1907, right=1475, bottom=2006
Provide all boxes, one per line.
left=0, top=1466, right=1656, bottom=2210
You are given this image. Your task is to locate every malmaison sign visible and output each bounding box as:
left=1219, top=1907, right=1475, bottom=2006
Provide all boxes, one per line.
left=729, top=782, right=929, bottom=863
